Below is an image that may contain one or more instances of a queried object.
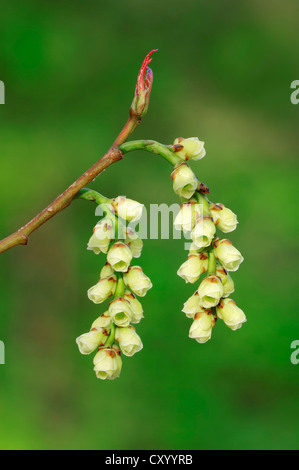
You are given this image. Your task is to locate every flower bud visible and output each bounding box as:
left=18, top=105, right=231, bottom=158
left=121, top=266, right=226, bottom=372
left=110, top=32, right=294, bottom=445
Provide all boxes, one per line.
left=107, top=242, right=133, bottom=272
left=125, top=227, right=143, bottom=258
left=108, top=298, right=133, bottom=327
left=91, top=312, right=112, bottom=330
left=174, top=201, right=200, bottom=233
left=216, top=298, right=247, bottom=331
left=191, top=216, right=216, bottom=249
left=115, top=326, right=143, bottom=357
left=124, top=291, right=144, bottom=323
left=197, top=274, right=224, bottom=308
left=189, top=310, right=215, bottom=343
left=131, top=50, right=157, bottom=118
left=182, top=291, right=201, bottom=318
left=93, top=346, right=122, bottom=380
left=87, top=276, right=116, bottom=304
left=123, top=266, right=153, bottom=297
left=173, top=137, right=206, bottom=161
left=171, top=163, right=198, bottom=199
left=87, top=218, right=114, bottom=254
left=76, top=328, right=108, bottom=355
left=177, top=253, right=208, bottom=284
left=100, top=262, right=114, bottom=279
left=215, top=265, right=234, bottom=298
left=213, top=239, right=244, bottom=272
left=112, top=196, right=144, bottom=223
left=210, top=203, right=238, bottom=233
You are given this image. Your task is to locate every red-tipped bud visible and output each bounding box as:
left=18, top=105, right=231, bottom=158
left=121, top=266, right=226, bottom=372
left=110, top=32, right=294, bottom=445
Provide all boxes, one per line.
left=131, top=49, right=158, bottom=118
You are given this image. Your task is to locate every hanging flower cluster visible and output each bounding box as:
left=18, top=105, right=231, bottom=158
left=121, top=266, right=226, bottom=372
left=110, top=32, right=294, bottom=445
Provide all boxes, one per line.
left=173, top=137, right=247, bottom=344
left=0, top=50, right=248, bottom=383
left=76, top=196, right=152, bottom=380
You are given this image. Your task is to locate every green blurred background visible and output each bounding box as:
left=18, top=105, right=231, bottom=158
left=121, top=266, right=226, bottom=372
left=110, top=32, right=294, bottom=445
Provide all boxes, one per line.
left=0, top=0, right=298, bottom=450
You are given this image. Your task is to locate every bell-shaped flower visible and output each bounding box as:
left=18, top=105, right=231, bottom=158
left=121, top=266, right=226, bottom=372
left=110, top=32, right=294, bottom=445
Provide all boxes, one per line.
left=191, top=216, right=216, bottom=249
left=100, top=262, right=114, bottom=279
left=177, top=253, right=208, bottom=284
left=76, top=328, right=108, bottom=355
left=115, top=326, right=143, bottom=357
left=124, top=291, right=144, bottom=323
left=112, top=196, right=144, bottom=223
left=189, top=310, right=215, bottom=343
left=91, top=312, right=112, bottom=330
left=108, top=298, right=133, bottom=327
left=107, top=242, right=133, bottom=272
left=173, top=137, right=206, bottom=161
left=182, top=292, right=202, bottom=318
left=87, top=218, right=114, bottom=254
left=197, top=274, right=224, bottom=308
left=216, top=298, right=247, bottom=331
left=123, top=266, right=153, bottom=297
left=215, top=265, right=235, bottom=297
left=213, top=239, right=244, bottom=272
left=93, top=346, right=122, bottom=380
left=125, top=227, right=143, bottom=258
left=171, top=163, right=198, bottom=199
left=210, top=203, right=238, bottom=233
left=174, top=201, right=200, bottom=233
left=87, top=276, right=116, bottom=304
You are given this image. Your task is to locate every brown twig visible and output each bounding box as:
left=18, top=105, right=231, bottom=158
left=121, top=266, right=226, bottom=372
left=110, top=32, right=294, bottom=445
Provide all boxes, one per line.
left=0, top=51, right=157, bottom=255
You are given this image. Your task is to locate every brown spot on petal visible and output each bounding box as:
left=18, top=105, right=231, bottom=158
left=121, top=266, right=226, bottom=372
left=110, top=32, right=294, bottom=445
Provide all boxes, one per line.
left=199, top=252, right=208, bottom=260
left=217, top=266, right=227, bottom=276
left=113, top=345, right=121, bottom=356
left=102, top=329, right=110, bottom=337
left=125, top=292, right=135, bottom=301
left=173, top=144, right=184, bottom=152
left=112, top=242, right=128, bottom=249
left=213, top=239, right=221, bottom=248
left=221, top=239, right=232, bottom=246
left=211, top=203, right=223, bottom=212
left=106, top=349, right=116, bottom=358
left=207, top=275, right=219, bottom=283
left=198, top=182, right=210, bottom=194
left=90, top=328, right=98, bottom=332
left=194, top=312, right=203, bottom=320
left=129, top=266, right=143, bottom=273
